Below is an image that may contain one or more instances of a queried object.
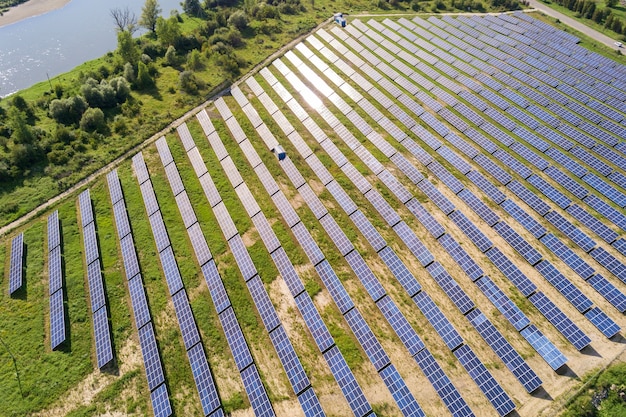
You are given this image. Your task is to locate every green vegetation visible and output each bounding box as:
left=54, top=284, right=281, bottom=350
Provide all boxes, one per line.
left=542, top=0, right=626, bottom=40
left=563, top=362, right=626, bottom=417
left=0, top=0, right=27, bottom=14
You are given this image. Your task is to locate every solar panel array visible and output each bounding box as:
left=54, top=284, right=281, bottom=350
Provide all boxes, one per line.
left=78, top=189, right=114, bottom=369
left=132, top=152, right=225, bottom=417
left=48, top=211, right=66, bottom=350
left=8, top=233, right=24, bottom=295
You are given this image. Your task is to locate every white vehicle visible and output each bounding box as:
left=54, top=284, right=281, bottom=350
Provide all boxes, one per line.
left=616, top=41, right=623, bottom=48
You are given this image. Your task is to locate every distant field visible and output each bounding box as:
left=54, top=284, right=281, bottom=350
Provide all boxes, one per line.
left=2, top=11, right=626, bottom=417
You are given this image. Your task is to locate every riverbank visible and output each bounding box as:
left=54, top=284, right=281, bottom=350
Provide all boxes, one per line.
left=0, top=0, right=71, bottom=28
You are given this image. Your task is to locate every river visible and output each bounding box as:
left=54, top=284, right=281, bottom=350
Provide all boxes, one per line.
left=0, top=0, right=181, bottom=97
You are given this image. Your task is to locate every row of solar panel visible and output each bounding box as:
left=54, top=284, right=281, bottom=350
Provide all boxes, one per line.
left=308, top=29, right=572, bottom=374
left=106, top=169, right=173, bottom=417
left=48, top=210, right=66, bottom=350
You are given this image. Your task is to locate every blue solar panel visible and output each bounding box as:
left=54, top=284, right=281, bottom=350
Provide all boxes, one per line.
left=220, top=307, right=254, bottom=372
left=613, top=239, right=626, bottom=257
left=348, top=210, right=386, bottom=253
left=507, top=180, right=551, bottom=216
left=438, top=233, right=484, bottom=281
left=527, top=175, right=571, bottom=209
left=150, top=383, right=172, bottom=417
left=344, top=307, right=390, bottom=371
left=200, top=260, right=230, bottom=315
left=485, top=247, right=537, bottom=297
left=405, top=199, right=445, bottom=239
left=293, top=292, right=334, bottom=353
left=297, top=387, right=325, bottom=417
left=128, top=275, right=151, bottom=329
left=120, top=234, right=140, bottom=281
left=448, top=210, right=493, bottom=253
left=493, top=150, right=533, bottom=179
left=171, top=290, right=201, bottom=351
left=583, top=173, right=626, bottom=208
left=415, top=180, right=456, bottom=215
left=241, top=364, right=276, bottom=417
left=544, top=167, right=588, bottom=200
left=493, top=221, right=543, bottom=266
left=323, top=345, right=372, bottom=417
left=474, top=154, right=513, bottom=185
left=528, top=292, right=590, bottom=351
left=475, top=276, right=530, bottom=331
left=247, top=275, right=281, bottom=333
left=429, top=161, right=465, bottom=195
left=466, top=170, right=506, bottom=204
left=47, top=210, right=61, bottom=251
left=453, top=344, right=516, bottom=416
left=466, top=309, right=541, bottom=393
left=413, top=291, right=463, bottom=350
left=214, top=202, right=239, bottom=242
left=587, top=274, right=626, bottom=314
left=93, top=306, right=114, bottom=369
left=540, top=234, right=595, bottom=280
left=584, top=307, right=621, bottom=339
left=413, top=348, right=473, bottom=417
left=589, top=247, right=626, bottom=284
left=290, top=222, right=324, bottom=267
left=566, top=204, right=618, bottom=244
left=316, top=260, right=355, bottom=315
left=50, top=289, right=66, bottom=350
left=140, top=181, right=160, bottom=217
left=427, top=262, right=475, bottom=314
left=83, top=222, right=99, bottom=266
left=520, top=324, right=567, bottom=371
left=378, top=246, right=422, bottom=297
left=149, top=212, right=170, bottom=254
left=544, top=211, right=596, bottom=253
left=318, top=214, right=354, bottom=256
left=79, top=189, right=94, bottom=226
left=112, top=200, right=131, bottom=240
left=457, top=189, right=501, bottom=227
left=379, top=363, right=426, bottom=417
left=87, top=261, right=105, bottom=313
left=269, top=325, right=311, bottom=396
left=159, top=246, right=184, bottom=296
left=500, top=199, right=546, bottom=239
left=187, top=223, right=213, bottom=267
left=535, top=260, right=593, bottom=313
left=187, top=343, right=221, bottom=416
left=584, top=195, right=626, bottom=232
left=138, top=323, right=165, bottom=391
left=345, top=251, right=387, bottom=302
left=228, top=236, right=257, bottom=282
left=49, top=245, right=62, bottom=295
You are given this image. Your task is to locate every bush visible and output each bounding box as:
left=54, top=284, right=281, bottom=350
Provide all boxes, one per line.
left=165, top=45, right=178, bottom=66
left=79, top=107, right=105, bottom=132
left=186, top=50, right=203, bottom=71
left=228, top=10, right=249, bottom=30
left=135, top=61, right=154, bottom=89
left=178, top=70, right=204, bottom=94
left=49, top=96, right=88, bottom=125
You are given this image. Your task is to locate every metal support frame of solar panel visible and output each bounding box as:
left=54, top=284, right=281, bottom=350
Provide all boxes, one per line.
left=77, top=190, right=114, bottom=369
left=132, top=154, right=230, bottom=417
left=254, top=69, right=482, bottom=412
left=312, top=22, right=560, bottom=376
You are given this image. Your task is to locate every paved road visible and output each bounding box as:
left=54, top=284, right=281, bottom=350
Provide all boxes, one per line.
left=526, top=0, right=622, bottom=50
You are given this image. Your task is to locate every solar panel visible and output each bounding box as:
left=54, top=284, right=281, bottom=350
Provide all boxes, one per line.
left=298, top=184, right=327, bottom=220
left=269, top=325, right=311, bottom=396
left=111, top=201, right=131, bottom=240
left=290, top=222, right=324, bottom=267
left=540, top=234, right=595, bottom=280
left=78, top=189, right=94, bottom=228
left=413, top=291, right=463, bottom=350
left=171, top=290, right=201, bottom=351
left=187, top=223, right=213, bottom=267
left=213, top=202, right=239, bottom=241
left=140, top=181, right=160, bottom=217
left=544, top=211, right=596, bottom=253
left=349, top=210, right=386, bottom=252
left=159, top=246, right=184, bottom=296
left=132, top=153, right=150, bottom=186
left=379, top=363, right=427, bottom=417
left=584, top=195, right=626, bottom=232
left=453, top=344, right=516, bottom=416
left=272, top=192, right=300, bottom=228
left=247, top=275, right=281, bottom=333
left=150, top=383, right=173, bottom=417
left=520, top=324, right=567, bottom=370
left=528, top=292, right=590, bottom=350
left=500, top=199, right=546, bottom=239
left=493, top=221, right=543, bottom=266
left=241, top=364, right=276, bottom=417
left=228, top=235, right=257, bottom=282
left=428, top=161, right=465, bottom=195
left=449, top=210, right=493, bottom=253
left=485, top=247, right=537, bottom=297
left=535, top=260, right=593, bottom=313
left=93, top=306, right=114, bottom=369
left=475, top=276, right=530, bottom=331
left=50, top=289, right=66, bottom=350
left=120, top=234, right=140, bottom=281
left=297, top=387, right=325, bottom=417
left=583, top=173, right=626, bottom=208
left=316, top=260, right=355, bottom=315
left=507, top=180, right=552, bottom=216
left=585, top=306, right=621, bottom=338
left=415, top=179, right=456, bottom=215
left=427, top=262, right=475, bottom=314
left=405, top=199, right=445, bottom=239
left=138, top=323, right=166, bottom=391
left=613, top=239, right=626, bottom=257
left=392, top=221, right=435, bottom=267
left=589, top=247, right=626, bottom=284
left=106, top=170, right=124, bottom=206
left=127, top=275, right=151, bottom=330
left=413, top=348, right=474, bottom=417
left=176, top=123, right=196, bottom=152
left=293, top=292, right=334, bottom=353
left=474, top=154, right=513, bottom=186
left=87, top=260, right=106, bottom=313
left=438, top=233, right=484, bottom=281
left=219, top=306, right=254, bottom=372
left=587, top=274, right=626, bottom=313
left=318, top=214, right=354, bottom=256
left=457, top=189, right=501, bottom=227
left=149, top=211, right=170, bottom=254
left=323, top=345, right=372, bottom=417
left=47, top=238, right=64, bottom=295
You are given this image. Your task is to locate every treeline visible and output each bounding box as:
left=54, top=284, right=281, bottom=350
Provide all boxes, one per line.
left=0, top=0, right=29, bottom=13
left=552, top=0, right=626, bottom=37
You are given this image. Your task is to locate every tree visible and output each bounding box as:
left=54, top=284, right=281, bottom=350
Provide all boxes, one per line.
left=136, top=61, right=154, bottom=89
left=49, top=96, right=88, bottom=125
left=228, top=10, right=249, bottom=30
left=80, top=108, right=105, bottom=132
left=186, top=50, right=202, bottom=70
left=110, top=7, right=138, bottom=34
left=156, top=16, right=181, bottom=46
left=606, top=0, right=617, bottom=7
left=139, top=0, right=161, bottom=33
left=117, top=30, right=139, bottom=64
left=182, top=0, right=204, bottom=17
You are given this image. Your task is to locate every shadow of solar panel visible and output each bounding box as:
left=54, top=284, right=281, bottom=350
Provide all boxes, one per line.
left=50, top=290, right=66, bottom=350
left=323, top=345, right=372, bottom=417
left=453, top=344, right=516, bottom=416
left=414, top=348, right=474, bottom=417
left=427, top=262, right=475, bottom=314
left=535, top=260, right=593, bottom=313
left=584, top=307, right=621, bottom=339
left=476, top=276, right=530, bottom=331
left=485, top=247, right=537, bottom=296
left=345, top=251, right=387, bottom=302
left=93, top=307, right=114, bottom=369
left=494, top=221, right=543, bottom=265
left=159, top=246, right=184, bottom=296
left=228, top=236, right=258, bottom=282
left=187, top=343, right=221, bottom=416
left=449, top=210, right=493, bottom=253
left=219, top=307, right=254, bottom=372
left=269, top=325, right=311, bottom=396
left=413, top=291, right=463, bottom=350
left=87, top=261, right=105, bottom=313
left=49, top=245, right=62, bottom=295
left=128, top=276, right=151, bottom=329
left=172, top=291, right=201, bottom=351
left=379, top=246, right=423, bottom=297
left=138, top=324, right=165, bottom=391
left=150, top=383, right=172, bottom=417
left=438, top=234, right=484, bottom=281
left=529, top=292, right=590, bottom=350
left=520, top=324, right=567, bottom=370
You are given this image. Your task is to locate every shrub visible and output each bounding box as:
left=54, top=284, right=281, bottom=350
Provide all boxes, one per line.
left=123, top=62, right=136, bottom=83
left=49, top=96, right=88, bottom=125
left=228, top=10, right=249, bottom=30
left=135, top=61, right=154, bottom=89
left=165, top=45, right=178, bottom=66
left=186, top=50, right=203, bottom=71
left=178, top=70, right=204, bottom=94
left=79, top=107, right=105, bottom=132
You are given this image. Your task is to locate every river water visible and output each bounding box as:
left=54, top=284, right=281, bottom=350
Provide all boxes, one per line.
left=0, top=0, right=181, bottom=97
